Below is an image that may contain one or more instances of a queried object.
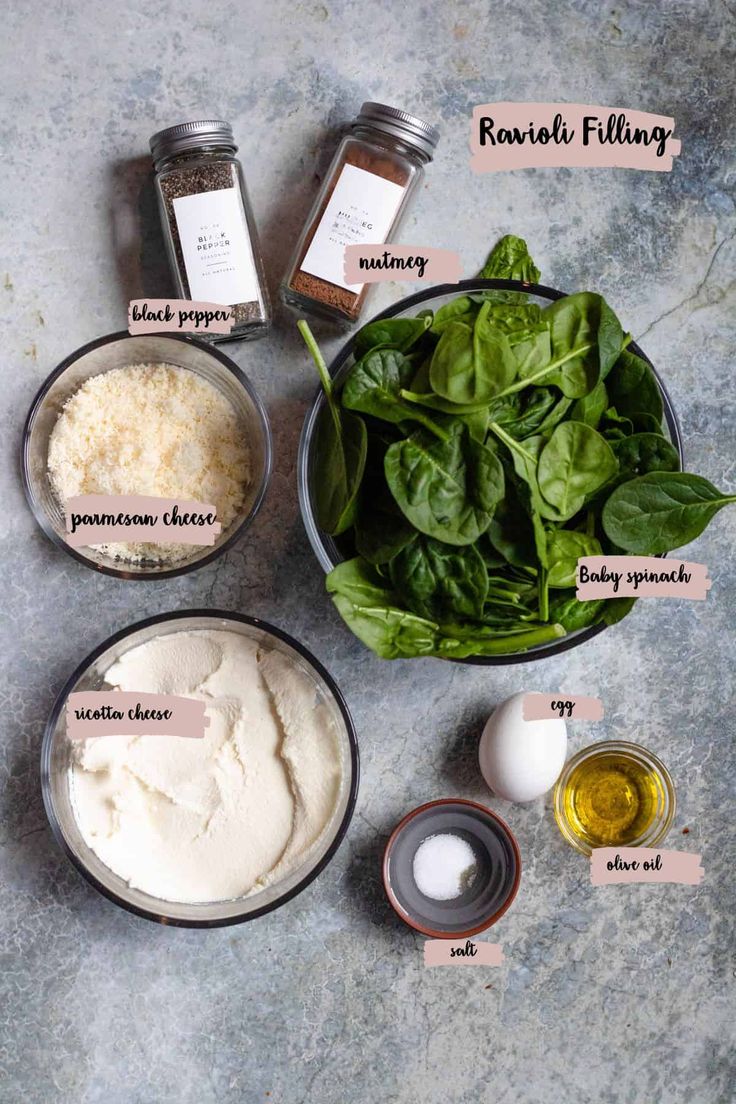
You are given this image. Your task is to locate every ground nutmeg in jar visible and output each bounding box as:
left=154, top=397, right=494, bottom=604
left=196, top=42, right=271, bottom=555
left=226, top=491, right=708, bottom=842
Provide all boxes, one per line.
left=281, top=102, right=439, bottom=326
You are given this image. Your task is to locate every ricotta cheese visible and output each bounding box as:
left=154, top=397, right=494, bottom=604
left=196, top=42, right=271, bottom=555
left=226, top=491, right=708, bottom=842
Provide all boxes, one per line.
left=69, top=629, right=343, bottom=903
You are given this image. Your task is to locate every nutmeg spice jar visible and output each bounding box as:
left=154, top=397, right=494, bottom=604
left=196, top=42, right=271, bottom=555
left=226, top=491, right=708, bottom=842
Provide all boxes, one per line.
left=150, top=120, right=271, bottom=341
left=281, top=103, right=439, bottom=326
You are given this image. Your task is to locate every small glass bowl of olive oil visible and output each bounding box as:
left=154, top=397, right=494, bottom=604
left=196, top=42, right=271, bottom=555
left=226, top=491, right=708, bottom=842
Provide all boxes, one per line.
left=553, top=741, right=676, bottom=855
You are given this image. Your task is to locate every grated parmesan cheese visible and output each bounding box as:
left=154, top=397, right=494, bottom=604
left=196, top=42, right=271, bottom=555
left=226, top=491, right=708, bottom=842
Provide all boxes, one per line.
left=47, top=362, right=251, bottom=564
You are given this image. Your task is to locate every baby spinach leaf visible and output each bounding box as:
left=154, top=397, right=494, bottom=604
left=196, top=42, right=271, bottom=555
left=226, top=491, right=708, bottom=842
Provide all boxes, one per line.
left=355, top=509, right=415, bottom=566
left=531, top=393, right=573, bottom=437
left=571, top=380, right=608, bottom=428
left=507, top=387, right=557, bottom=435
left=630, top=412, right=665, bottom=434
left=431, top=296, right=479, bottom=335
left=490, top=292, right=624, bottom=401
left=354, top=436, right=416, bottom=564
left=603, top=596, right=637, bottom=626
left=488, top=303, right=551, bottom=378
left=486, top=388, right=569, bottom=440
left=490, top=424, right=566, bottom=529
left=389, top=535, right=489, bottom=621
left=606, top=348, right=664, bottom=423
left=486, top=302, right=544, bottom=330
left=487, top=492, right=537, bottom=568
left=326, top=557, right=399, bottom=607
left=329, top=598, right=437, bottom=659
left=544, top=292, right=624, bottom=396
left=342, top=347, right=449, bottom=438
left=326, top=558, right=564, bottom=659
left=546, top=529, right=603, bottom=588
left=353, top=315, right=432, bottom=359
left=299, top=321, right=367, bottom=535
left=313, top=408, right=367, bottom=535
left=600, top=407, right=635, bottom=440
left=429, top=301, right=516, bottom=404
left=537, top=421, right=618, bottom=520
left=602, top=472, right=736, bottom=553
left=384, top=421, right=505, bottom=546
left=548, top=592, right=607, bottom=632
left=486, top=391, right=523, bottom=425
left=611, top=433, right=680, bottom=479
left=478, top=234, right=541, bottom=284
left=461, top=407, right=490, bottom=442
left=478, top=540, right=507, bottom=571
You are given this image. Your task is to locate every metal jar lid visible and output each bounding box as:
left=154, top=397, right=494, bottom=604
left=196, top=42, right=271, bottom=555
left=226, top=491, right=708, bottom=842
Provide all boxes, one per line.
left=149, top=120, right=237, bottom=167
left=352, top=103, right=440, bottom=160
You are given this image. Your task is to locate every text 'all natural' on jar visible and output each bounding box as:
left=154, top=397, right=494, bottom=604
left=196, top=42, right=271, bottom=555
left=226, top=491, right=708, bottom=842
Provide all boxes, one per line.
left=150, top=119, right=271, bottom=342
left=281, top=102, right=440, bottom=327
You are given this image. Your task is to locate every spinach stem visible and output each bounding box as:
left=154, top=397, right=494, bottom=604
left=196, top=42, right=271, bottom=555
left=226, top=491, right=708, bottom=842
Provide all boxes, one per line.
left=416, top=416, right=451, bottom=442
left=489, top=421, right=535, bottom=463
left=298, top=320, right=342, bottom=436
left=492, top=343, right=594, bottom=399
left=538, top=565, right=549, bottom=622
left=400, top=389, right=489, bottom=415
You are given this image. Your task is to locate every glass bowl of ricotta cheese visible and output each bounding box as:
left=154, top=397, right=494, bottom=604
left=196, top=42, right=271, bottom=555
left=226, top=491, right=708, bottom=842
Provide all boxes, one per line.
left=41, top=610, right=359, bottom=926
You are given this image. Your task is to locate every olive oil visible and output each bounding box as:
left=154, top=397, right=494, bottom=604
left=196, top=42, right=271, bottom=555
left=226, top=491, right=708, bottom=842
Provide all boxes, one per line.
left=561, top=750, right=665, bottom=850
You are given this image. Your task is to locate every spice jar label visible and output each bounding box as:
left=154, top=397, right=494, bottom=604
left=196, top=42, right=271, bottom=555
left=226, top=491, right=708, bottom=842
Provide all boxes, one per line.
left=173, top=188, right=259, bottom=305
left=66, top=691, right=210, bottom=740
left=300, top=164, right=405, bottom=291
left=576, top=556, right=712, bottom=600
left=589, top=848, right=704, bottom=886
left=423, top=940, right=504, bottom=967
left=64, top=494, right=222, bottom=548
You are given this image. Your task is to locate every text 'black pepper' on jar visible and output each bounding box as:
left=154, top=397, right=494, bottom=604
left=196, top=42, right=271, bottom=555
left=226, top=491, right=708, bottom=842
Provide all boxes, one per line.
left=281, top=102, right=439, bottom=327
left=150, top=120, right=271, bottom=342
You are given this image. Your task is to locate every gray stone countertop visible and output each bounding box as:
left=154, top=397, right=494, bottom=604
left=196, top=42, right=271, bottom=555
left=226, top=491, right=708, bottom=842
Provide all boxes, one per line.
left=1, top=1, right=734, bottom=1101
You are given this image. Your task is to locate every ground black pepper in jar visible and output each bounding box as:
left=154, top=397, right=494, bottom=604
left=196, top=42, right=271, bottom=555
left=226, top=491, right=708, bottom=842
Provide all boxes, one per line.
left=281, top=103, right=439, bottom=327
left=150, top=120, right=271, bottom=341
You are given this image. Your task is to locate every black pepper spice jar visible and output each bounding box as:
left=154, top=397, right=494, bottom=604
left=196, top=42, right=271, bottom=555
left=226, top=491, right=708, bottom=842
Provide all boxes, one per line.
left=150, top=120, right=271, bottom=341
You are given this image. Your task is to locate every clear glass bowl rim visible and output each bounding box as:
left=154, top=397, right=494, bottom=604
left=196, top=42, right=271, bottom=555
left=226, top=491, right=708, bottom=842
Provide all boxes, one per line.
left=297, top=278, right=685, bottom=666
left=552, top=738, right=677, bottom=855
left=21, top=330, right=274, bottom=580
left=40, top=608, right=360, bottom=927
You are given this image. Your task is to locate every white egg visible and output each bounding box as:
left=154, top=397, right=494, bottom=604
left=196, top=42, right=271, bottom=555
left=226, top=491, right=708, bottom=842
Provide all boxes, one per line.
left=478, top=692, right=567, bottom=802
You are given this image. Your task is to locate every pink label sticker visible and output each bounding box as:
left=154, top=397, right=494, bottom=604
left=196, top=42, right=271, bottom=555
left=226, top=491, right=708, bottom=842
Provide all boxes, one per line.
left=576, top=556, right=711, bottom=600
left=64, top=494, right=221, bottom=548
left=470, top=103, right=681, bottom=173
left=343, top=244, right=462, bottom=285
left=522, top=693, right=604, bottom=721
left=424, top=940, right=504, bottom=967
left=128, top=299, right=234, bottom=334
left=590, top=848, right=704, bottom=886
left=66, top=691, right=210, bottom=740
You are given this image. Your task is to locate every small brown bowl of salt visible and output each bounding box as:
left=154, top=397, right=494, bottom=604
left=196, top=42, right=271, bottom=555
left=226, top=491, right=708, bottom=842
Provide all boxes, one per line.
left=383, top=798, right=521, bottom=938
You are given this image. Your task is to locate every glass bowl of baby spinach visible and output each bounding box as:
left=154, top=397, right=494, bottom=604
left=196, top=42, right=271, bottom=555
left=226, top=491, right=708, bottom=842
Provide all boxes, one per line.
left=297, top=274, right=686, bottom=665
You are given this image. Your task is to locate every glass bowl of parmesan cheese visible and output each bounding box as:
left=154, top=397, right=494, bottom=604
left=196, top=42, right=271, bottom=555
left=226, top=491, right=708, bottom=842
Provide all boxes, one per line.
left=22, top=331, right=272, bottom=578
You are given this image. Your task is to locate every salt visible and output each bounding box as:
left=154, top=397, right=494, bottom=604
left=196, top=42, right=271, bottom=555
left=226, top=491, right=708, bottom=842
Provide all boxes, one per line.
left=412, top=833, right=478, bottom=901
